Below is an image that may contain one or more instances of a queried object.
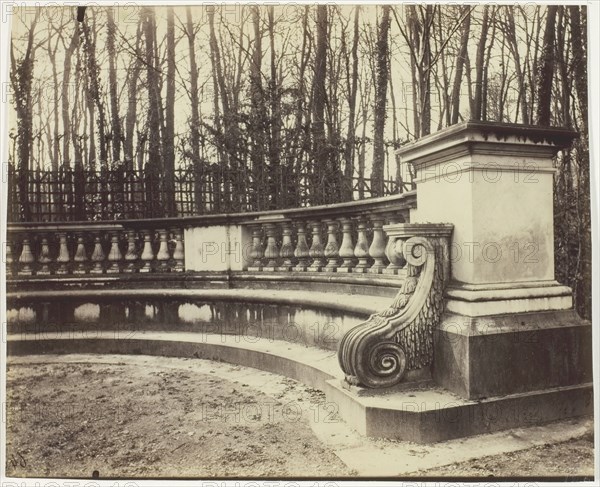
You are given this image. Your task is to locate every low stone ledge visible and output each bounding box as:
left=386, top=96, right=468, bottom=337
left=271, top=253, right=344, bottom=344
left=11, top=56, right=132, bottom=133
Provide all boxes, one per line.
left=7, top=270, right=406, bottom=298
left=8, top=332, right=341, bottom=389
left=7, top=287, right=390, bottom=317
left=8, top=332, right=591, bottom=443
left=327, top=378, right=592, bottom=443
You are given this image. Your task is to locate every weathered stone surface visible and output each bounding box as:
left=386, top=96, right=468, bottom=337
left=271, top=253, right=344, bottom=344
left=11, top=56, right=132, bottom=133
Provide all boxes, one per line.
left=433, top=309, right=593, bottom=399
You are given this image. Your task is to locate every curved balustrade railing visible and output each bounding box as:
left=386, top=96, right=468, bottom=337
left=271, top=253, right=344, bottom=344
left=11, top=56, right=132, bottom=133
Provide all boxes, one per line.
left=6, top=192, right=416, bottom=279
left=6, top=190, right=457, bottom=391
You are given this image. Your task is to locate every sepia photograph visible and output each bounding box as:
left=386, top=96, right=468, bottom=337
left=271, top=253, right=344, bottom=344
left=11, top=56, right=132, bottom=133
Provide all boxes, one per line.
left=1, top=0, right=597, bottom=484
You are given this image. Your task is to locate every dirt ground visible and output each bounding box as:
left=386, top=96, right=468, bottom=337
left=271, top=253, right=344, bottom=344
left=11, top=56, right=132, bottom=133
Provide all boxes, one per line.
left=5, top=354, right=595, bottom=479
left=5, top=356, right=351, bottom=478
left=416, top=433, right=595, bottom=479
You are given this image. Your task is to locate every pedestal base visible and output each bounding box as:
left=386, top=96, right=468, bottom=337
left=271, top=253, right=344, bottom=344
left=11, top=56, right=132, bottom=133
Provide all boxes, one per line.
left=326, top=378, right=592, bottom=443
left=433, top=308, right=592, bottom=400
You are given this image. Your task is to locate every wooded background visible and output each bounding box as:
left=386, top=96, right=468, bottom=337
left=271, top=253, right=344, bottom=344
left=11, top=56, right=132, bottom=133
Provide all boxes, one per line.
left=8, top=4, right=590, bottom=318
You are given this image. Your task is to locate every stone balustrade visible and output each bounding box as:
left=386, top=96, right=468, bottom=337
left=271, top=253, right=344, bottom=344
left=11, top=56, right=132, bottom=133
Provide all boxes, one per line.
left=5, top=223, right=185, bottom=276
left=242, top=214, right=408, bottom=275
left=6, top=192, right=416, bottom=279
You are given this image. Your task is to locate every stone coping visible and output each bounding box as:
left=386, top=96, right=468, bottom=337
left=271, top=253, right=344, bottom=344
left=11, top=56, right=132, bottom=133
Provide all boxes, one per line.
left=6, top=287, right=391, bottom=317
left=396, top=121, right=578, bottom=160
left=6, top=191, right=416, bottom=230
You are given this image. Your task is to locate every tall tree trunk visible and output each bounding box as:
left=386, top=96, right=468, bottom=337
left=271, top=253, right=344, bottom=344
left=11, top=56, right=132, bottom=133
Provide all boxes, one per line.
left=408, top=37, right=420, bottom=137
left=184, top=7, right=202, bottom=212
left=436, top=8, right=451, bottom=128
left=421, top=6, right=433, bottom=136
left=71, top=44, right=84, bottom=165
left=371, top=5, right=391, bottom=197
left=249, top=5, right=267, bottom=209
left=358, top=98, right=368, bottom=199
left=47, top=32, right=60, bottom=169
left=569, top=5, right=590, bottom=319
left=389, top=61, right=400, bottom=190
left=536, top=5, right=558, bottom=125
left=208, top=7, right=230, bottom=118
left=143, top=6, right=162, bottom=215
left=186, top=10, right=201, bottom=163
left=311, top=5, right=328, bottom=204
left=10, top=10, right=40, bottom=179
left=505, top=8, right=529, bottom=123
left=163, top=7, right=176, bottom=215
left=207, top=6, right=222, bottom=135
left=569, top=6, right=587, bottom=130
left=107, top=8, right=122, bottom=164
left=268, top=6, right=282, bottom=207
left=82, top=11, right=107, bottom=168
left=451, top=6, right=470, bottom=124
left=143, top=7, right=162, bottom=168
left=292, top=6, right=310, bottom=177
left=61, top=26, right=79, bottom=168
left=124, top=20, right=143, bottom=168
left=343, top=7, right=360, bottom=198
left=481, top=8, right=496, bottom=121
left=473, top=6, right=489, bottom=120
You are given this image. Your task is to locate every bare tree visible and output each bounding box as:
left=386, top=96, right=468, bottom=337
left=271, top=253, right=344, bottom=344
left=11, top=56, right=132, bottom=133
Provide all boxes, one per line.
left=451, top=6, right=470, bottom=124
left=342, top=7, right=360, bottom=198
left=371, top=5, right=391, bottom=196
left=311, top=5, right=328, bottom=203
left=107, top=8, right=122, bottom=164
left=536, top=5, right=557, bottom=125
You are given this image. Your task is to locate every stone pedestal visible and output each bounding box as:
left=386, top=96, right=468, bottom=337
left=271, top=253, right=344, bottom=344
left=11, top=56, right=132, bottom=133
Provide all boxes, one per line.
left=398, top=121, right=591, bottom=400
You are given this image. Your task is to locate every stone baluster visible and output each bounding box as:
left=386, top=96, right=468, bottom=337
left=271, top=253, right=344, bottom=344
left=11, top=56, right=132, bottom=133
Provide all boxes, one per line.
left=73, top=235, right=88, bottom=274
left=17, top=238, right=35, bottom=276
left=172, top=228, right=185, bottom=272
left=277, top=222, right=295, bottom=271
left=293, top=223, right=310, bottom=271
left=263, top=223, right=280, bottom=271
left=353, top=219, right=370, bottom=273
left=368, top=217, right=388, bottom=274
left=37, top=237, right=52, bottom=275
left=156, top=229, right=171, bottom=272
left=383, top=214, right=404, bottom=275
left=139, top=231, right=155, bottom=273
left=384, top=236, right=407, bottom=276
left=55, top=232, right=70, bottom=275
left=324, top=220, right=340, bottom=272
left=248, top=226, right=264, bottom=272
left=337, top=218, right=355, bottom=273
left=107, top=232, right=123, bottom=273
left=5, top=239, right=14, bottom=276
left=308, top=222, right=326, bottom=272
left=124, top=230, right=139, bottom=273
left=90, top=234, right=106, bottom=274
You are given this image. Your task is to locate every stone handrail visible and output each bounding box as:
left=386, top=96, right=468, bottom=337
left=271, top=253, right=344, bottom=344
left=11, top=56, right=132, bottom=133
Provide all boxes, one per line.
left=6, top=192, right=416, bottom=278
left=338, top=223, right=453, bottom=388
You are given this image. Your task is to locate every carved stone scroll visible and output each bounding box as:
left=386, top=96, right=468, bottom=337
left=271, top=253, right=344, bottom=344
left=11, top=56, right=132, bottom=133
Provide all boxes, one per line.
left=338, top=223, right=453, bottom=388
